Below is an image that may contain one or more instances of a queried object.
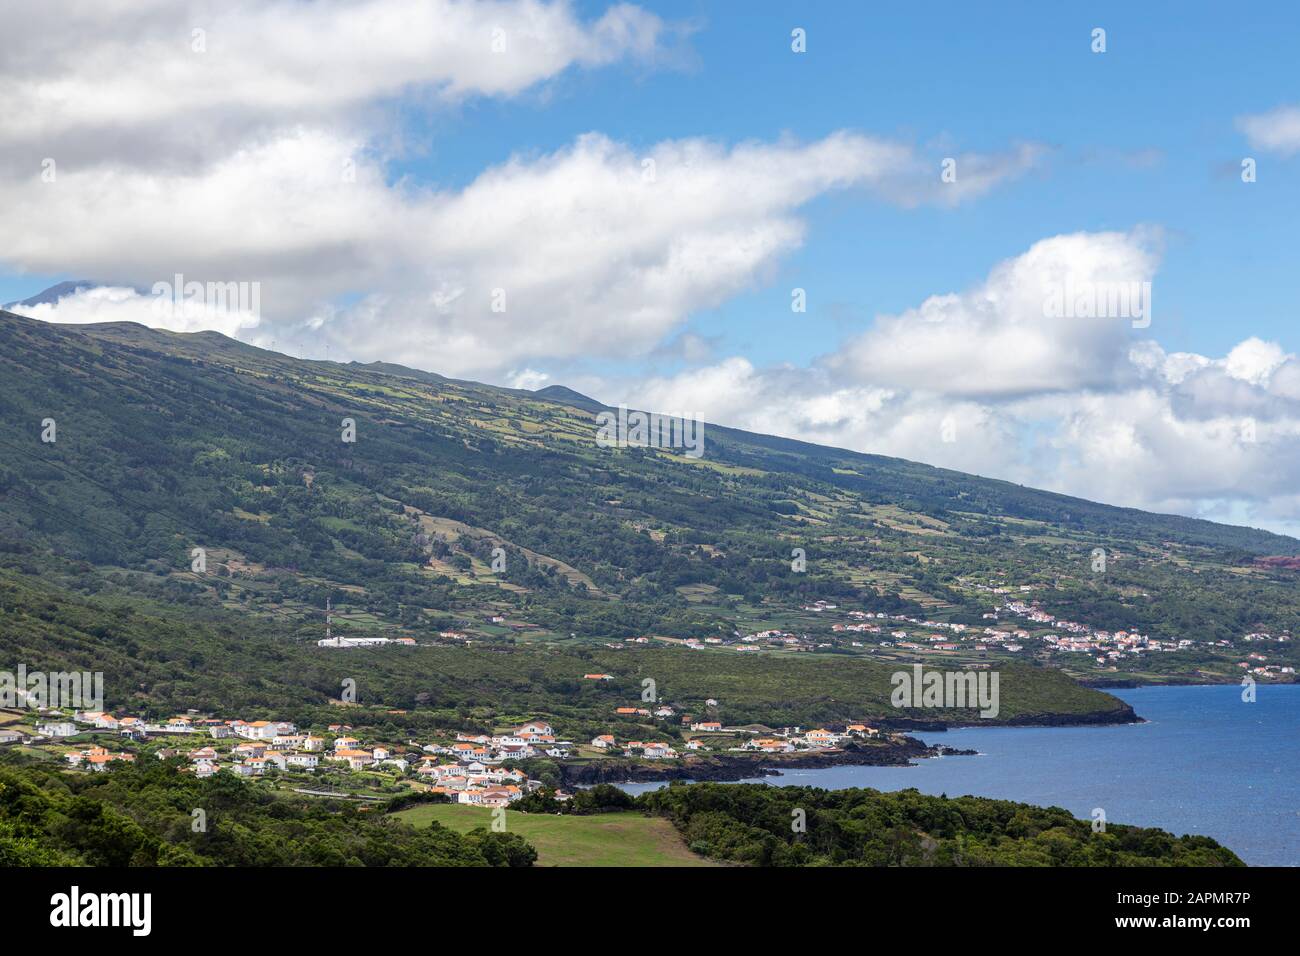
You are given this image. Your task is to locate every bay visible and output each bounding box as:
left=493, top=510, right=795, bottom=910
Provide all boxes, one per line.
left=618, top=684, right=1299, bottom=866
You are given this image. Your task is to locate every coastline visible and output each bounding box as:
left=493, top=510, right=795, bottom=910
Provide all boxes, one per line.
left=875, top=702, right=1140, bottom=732
left=1082, top=677, right=1298, bottom=689
left=560, top=704, right=1142, bottom=787
left=558, top=736, right=970, bottom=786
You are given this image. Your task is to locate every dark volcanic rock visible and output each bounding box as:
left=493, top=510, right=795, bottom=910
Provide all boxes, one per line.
left=877, top=702, right=1140, bottom=732
left=558, top=736, right=952, bottom=786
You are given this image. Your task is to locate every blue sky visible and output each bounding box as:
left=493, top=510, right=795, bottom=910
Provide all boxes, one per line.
left=6, top=1, right=1297, bottom=363
left=334, top=0, right=1298, bottom=367
left=4, top=0, right=1300, bottom=533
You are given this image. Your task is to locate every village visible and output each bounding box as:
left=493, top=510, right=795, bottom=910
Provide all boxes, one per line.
left=0, top=698, right=888, bottom=800
left=303, top=574, right=1295, bottom=683
left=6, top=710, right=558, bottom=806
left=757, top=593, right=1294, bottom=679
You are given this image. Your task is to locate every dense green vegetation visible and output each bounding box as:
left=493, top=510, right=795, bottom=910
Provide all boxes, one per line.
left=0, top=562, right=1129, bottom=738
left=0, top=755, right=535, bottom=866
left=1, top=310, right=1297, bottom=664
left=635, top=782, right=1244, bottom=867
left=1, top=755, right=1237, bottom=868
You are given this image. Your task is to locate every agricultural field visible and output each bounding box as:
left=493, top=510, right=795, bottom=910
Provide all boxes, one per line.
left=395, top=803, right=718, bottom=867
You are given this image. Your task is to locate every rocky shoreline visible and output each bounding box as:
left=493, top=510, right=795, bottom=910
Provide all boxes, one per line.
left=558, top=736, right=978, bottom=786
left=558, top=705, right=1139, bottom=786
left=875, top=702, right=1141, bottom=732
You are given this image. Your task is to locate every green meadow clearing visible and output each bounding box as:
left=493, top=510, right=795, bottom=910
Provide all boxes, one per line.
left=395, top=804, right=718, bottom=867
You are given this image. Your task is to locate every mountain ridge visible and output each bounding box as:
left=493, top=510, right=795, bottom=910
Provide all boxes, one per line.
left=6, top=307, right=1292, bottom=549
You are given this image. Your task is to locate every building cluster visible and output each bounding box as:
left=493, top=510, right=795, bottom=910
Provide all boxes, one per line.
left=64, top=745, right=136, bottom=771
left=317, top=635, right=417, bottom=648
left=420, top=721, right=572, bottom=762
left=810, top=590, right=1295, bottom=676
left=741, top=723, right=877, bottom=752
left=589, top=735, right=682, bottom=758
left=44, top=711, right=563, bottom=795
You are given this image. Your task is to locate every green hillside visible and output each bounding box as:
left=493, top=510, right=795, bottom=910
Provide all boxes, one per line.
left=1, top=309, right=1297, bottom=698
left=0, top=565, right=1130, bottom=733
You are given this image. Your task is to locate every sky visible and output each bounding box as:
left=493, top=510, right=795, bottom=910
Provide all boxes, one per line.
left=3, top=0, right=1300, bottom=535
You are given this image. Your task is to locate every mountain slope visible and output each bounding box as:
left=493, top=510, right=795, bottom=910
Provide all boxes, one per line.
left=0, top=309, right=1297, bottom=686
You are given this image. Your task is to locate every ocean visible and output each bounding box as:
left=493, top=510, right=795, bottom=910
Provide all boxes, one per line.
left=618, top=684, right=1299, bottom=865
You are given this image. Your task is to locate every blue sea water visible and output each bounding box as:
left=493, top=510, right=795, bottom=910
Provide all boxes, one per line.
left=619, top=684, right=1299, bottom=866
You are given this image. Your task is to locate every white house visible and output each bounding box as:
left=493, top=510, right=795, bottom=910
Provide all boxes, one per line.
left=803, top=729, right=840, bottom=748
left=237, top=721, right=281, bottom=740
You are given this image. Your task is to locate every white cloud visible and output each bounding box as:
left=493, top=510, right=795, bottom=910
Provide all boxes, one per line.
left=830, top=229, right=1162, bottom=398
left=1237, top=104, right=1300, bottom=156
left=1, top=0, right=1044, bottom=383
left=10, top=283, right=260, bottom=338
left=506, top=368, right=551, bottom=390
left=586, top=231, right=1300, bottom=536
left=4, top=128, right=1042, bottom=379
left=1223, top=337, right=1287, bottom=385
left=0, top=0, right=677, bottom=171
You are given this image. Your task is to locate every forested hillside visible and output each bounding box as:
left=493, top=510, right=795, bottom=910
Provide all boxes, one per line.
left=1, top=309, right=1296, bottom=663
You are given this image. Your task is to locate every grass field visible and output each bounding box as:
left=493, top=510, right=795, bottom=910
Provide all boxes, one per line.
left=394, top=804, right=718, bottom=867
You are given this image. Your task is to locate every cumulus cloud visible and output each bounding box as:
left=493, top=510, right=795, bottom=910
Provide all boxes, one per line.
left=3, top=128, right=1043, bottom=378
left=1, top=0, right=1044, bottom=382
left=830, top=229, right=1162, bottom=398
left=0, top=0, right=678, bottom=171
left=10, top=283, right=261, bottom=338
left=591, top=231, right=1300, bottom=536
left=1237, top=104, right=1300, bottom=156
